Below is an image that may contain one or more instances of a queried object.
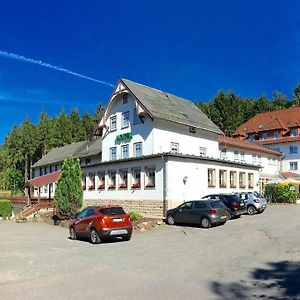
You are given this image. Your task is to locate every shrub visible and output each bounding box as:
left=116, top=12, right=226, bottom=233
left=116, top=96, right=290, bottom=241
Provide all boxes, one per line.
left=0, top=200, right=13, bottom=220
left=129, top=211, right=143, bottom=221
left=54, top=157, right=83, bottom=219
left=264, top=183, right=297, bottom=203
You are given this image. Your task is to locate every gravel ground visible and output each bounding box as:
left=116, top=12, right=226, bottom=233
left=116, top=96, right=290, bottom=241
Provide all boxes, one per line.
left=1, top=204, right=300, bottom=300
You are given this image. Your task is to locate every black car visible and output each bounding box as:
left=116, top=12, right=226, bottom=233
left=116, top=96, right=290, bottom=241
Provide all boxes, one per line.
left=166, top=200, right=228, bottom=228
left=203, top=194, right=246, bottom=219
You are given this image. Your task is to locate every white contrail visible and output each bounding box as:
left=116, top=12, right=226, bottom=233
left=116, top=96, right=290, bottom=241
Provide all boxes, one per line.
left=0, top=50, right=114, bottom=88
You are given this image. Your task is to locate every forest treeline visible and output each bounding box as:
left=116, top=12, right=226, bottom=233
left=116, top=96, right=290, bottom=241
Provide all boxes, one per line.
left=0, top=83, right=300, bottom=193
left=0, top=103, right=103, bottom=192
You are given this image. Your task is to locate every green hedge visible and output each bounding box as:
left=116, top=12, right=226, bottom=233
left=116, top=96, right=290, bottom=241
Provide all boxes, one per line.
left=129, top=211, right=143, bottom=221
left=264, top=183, right=297, bottom=203
left=0, top=200, right=13, bottom=220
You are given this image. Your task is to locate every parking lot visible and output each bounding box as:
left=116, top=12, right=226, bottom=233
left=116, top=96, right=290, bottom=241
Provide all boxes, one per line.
left=1, top=205, right=300, bottom=300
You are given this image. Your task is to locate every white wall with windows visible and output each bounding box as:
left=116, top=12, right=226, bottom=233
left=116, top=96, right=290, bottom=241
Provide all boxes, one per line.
left=267, top=141, right=300, bottom=174
left=219, top=146, right=280, bottom=178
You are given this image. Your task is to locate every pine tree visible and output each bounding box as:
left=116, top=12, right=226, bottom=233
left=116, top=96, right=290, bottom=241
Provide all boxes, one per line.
left=54, top=157, right=83, bottom=219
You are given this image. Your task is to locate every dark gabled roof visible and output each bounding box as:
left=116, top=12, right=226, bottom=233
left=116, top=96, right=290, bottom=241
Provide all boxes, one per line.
left=32, top=138, right=101, bottom=168
left=121, top=79, right=223, bottom=135
left=26, top=171, right=61, bottom=187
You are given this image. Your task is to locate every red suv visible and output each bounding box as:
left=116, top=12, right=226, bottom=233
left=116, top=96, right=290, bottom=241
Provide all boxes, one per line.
left=69, top=206, right=132, bottom=244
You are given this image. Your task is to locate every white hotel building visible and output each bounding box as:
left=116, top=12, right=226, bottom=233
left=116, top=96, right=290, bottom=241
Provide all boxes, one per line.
left=30, top=79, right=273, bottom=217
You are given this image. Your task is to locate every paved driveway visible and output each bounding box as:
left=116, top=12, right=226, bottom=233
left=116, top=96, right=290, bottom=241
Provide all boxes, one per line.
left=1, top=205, right=300, bottom=300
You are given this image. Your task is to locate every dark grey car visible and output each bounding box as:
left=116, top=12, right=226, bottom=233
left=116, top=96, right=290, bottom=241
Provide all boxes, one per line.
left=166, top=200, right=228, bottom=228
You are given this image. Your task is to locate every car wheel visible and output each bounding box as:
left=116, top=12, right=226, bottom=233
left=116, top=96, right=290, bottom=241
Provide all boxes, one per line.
left=247, top=205, right=257, bottom=215
left=69, top=227, right=77, bottom=240
left=166, top=215, right=175, bottom=225
left=201, top=217, right=211, bottom=229
left=90, top=228, right=101, bottom=244
left=226, top=209, right=232, bottom=220
left=123, top=234, right=132, bottom=241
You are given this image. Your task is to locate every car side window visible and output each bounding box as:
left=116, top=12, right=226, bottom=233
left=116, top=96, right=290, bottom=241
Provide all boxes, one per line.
left=240, top=194, right=247, bottom=200
left=179, top=202, right=193, bottom=210
left=214, top=195, right=220, bottom=201
left=86, top=208, right=95, bottom=217
left=78, top=209, right=88, bottom=219
left=194, top=202, right=205, bottom=209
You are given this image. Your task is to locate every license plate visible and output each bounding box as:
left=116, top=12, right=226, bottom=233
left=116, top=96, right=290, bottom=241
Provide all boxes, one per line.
left=240, top=203, right=244, bottom=206
left=262, top=205, right=266, bottom=208
left=112, top=218, right=122, bottom=222
left=110, top=229, right=128, bottom=235
left=221, top=215, right=227, bottom=220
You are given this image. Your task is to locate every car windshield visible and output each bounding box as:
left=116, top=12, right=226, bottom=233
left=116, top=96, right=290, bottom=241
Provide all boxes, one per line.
left=226, top=195, right=242, bottom=202
left=210, top=201, right=225, bottom=208
left=100, top=207, right=125, bottom=215
left=253, top=191, right=264, bottom=198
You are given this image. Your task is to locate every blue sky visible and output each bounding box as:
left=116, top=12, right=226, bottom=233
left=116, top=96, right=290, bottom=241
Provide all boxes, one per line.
left=0, top=0, right=300, bottom=144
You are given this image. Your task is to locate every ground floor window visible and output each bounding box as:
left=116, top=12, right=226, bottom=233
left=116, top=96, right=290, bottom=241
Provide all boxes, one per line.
left=239, top=172, right=246, bottom=188
left=49, top=183, right=53, bottom=193
left=290, top=161, right=298, bottom=171
left=43, top=185, right=48, bottom=193
left=219, top=170, right=227, bottom=188
left=208, top=169, right=216, bottom=187
left=248, top=173, right=254, bottom=189
left=145, top=167, right=155, bottom=188
left=131, top=168, right=141, bottom=189
left=97, top=172, right=105, bottom=190
left=119, top=169, right=128, bottom=189
left=108, top=171, right=116, bottom=189
left=88, top=173, right=95, bottom=190
left=230, top=171, right=237, bottom=188
left=199, top=147, right=206, bottom=156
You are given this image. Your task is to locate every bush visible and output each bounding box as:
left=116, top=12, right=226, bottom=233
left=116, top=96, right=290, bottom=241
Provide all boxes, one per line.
left=0, top=200, right=13, bottom=220
left=264, top=183, right=297, bottom=203
left=129, top=211, right=143, bottom=221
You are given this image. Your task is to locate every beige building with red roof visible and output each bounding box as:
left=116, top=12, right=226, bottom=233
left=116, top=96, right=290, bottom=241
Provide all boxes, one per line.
left=233, top=106, right=300, bottom=177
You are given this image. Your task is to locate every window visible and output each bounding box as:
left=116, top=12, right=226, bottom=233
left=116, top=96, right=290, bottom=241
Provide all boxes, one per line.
left=230, top=171, right=237, bottom=188
left=97, top=172, right=105, bottom=190
left=178, top=202, right=193, bottom=210
left=262, top=132, right=268, bottom=140
left=220, top=148, right=227, bottom=159
left=239, top=172, right=246, bottom=188
left=291, top=129, right=298, bottom=137
left=131, top=168, right=141, bottom=188
left=119, top=169, right=128, bottom=189
left=289, top=146, right=298, bottom=154
left=44, top=166, right=47, bottom=175
left=257, top=154, right=262, bottom=163
left=43, top=185, right=48, bottom=193
left=199, top=147, right=206, bottom=156
left=133, top=109, right=142, bottom=125
left=252, top=154, right=257, bottom=163
left=122, top=94, right=128, bottom=104
left=50, top=183, right=53, bottom=193
left=110, top=147, right=117, bottom=160
left=248, top=134, right=254, bottom=142
left=88, top=173, right=95, bottom=190
left=82, top=174, right=86, bottom=190
left=248, top=173, right=254, bottom=189
left=85, top=158, right=91, bottom=165
left=290, top=162, right=298, bottom=171
left=234, top=151, right=239, bottom=161
left=49, top=165, right=53, bottom=173
left=145, top=167, right=155, bottom=188
left=268, top=158, right=272, bottom=165
left=274, top=132, right=279, bottom=139
left=110, top=116, right=117, bottom=131
left=240, top=152, right=245, bottom=161
left=39, top=168, right=43, bottom=176
left=219, top=170, right=227, bottom=188
left=134, top=142, right=143, bottom=157
left=121, top=145, right=129, bottom=159
left=208, top=169, right=216, bottom=187
left=194, top=202, right=205, bottom=209
left=55, top=164, right=58, bottom=171
left=171, top=142, right=179, bottom=154
left=121, top=111, right=129, bottom=128
left=108, top=171, right=116, bottom=189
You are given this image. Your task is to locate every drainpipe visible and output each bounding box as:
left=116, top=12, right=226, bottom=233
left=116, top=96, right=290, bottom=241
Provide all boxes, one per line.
left=162, top=154, right=168, bottom=217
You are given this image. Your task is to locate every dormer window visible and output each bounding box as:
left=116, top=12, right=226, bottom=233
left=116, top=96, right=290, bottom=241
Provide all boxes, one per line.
left=262, top=132, right=268, bottom=140
left=123, top=94, right=128, bottom=104
left=274, top=132, right=279, bottom=139
left=248, top=134, right=254, bottom=142
left=291, top=129, right=298, bottom=137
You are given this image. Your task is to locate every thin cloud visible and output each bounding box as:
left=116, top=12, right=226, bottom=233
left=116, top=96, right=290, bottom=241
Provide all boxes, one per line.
left=0, top=50, right=114, bottom=88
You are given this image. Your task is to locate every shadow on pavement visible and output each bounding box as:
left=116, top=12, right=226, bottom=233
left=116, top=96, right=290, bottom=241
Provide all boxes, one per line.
left=210, top=260, right=300, bottom=299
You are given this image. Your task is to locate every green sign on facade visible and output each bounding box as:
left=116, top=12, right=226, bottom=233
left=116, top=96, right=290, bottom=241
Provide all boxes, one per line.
left=116, top=132, right=133, bottom=141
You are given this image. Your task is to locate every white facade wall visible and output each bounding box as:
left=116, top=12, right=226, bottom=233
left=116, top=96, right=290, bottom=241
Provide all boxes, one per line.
left=165, top=157, right=260, bottom=209
left=219, top=146, right=280, bottom=177
left=153, top=119, right=219, bottom=158
left=101, top=94, right=154, bottom=162
left=267, top=142, right=300, bottom=174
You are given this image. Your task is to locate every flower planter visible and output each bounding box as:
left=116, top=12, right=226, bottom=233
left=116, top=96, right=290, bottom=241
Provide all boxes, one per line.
left=131, top=183, right=140, bottom=189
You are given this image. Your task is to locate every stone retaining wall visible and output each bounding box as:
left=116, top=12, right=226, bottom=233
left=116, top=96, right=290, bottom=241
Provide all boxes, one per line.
left=85, top=199, right=165, bottom=218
